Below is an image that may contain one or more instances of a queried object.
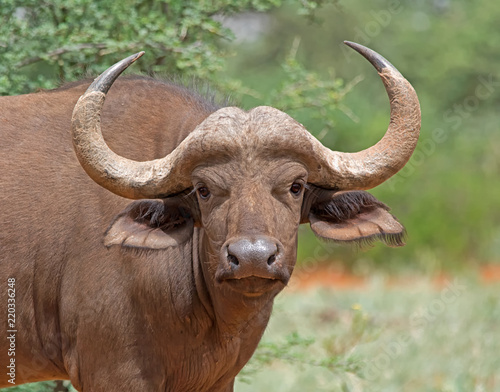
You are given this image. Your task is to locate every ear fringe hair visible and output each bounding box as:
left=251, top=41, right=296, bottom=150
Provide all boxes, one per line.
left=316, top=229, right=407, bottom=248
left=311, top=191, right=390, bottom=224
left=136, top=201, right=167, bottom=227
left=122, top=200, right=189, bottom=230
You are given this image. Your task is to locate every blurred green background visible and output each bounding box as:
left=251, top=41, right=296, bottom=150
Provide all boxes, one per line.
left=1, top=0, right=499, bottom=391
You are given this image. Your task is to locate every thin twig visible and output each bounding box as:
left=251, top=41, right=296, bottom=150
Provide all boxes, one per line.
left=16, top=43, right=108, bottom=68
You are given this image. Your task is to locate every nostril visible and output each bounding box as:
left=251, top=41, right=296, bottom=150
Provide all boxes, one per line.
left=226, top=237, right=280, bottom=268
left=227, top=254, right=239, bottom=266
left=267, top=254, right=276, bottom=266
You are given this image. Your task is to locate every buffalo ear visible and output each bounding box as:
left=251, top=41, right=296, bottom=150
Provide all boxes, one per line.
left=104, top=199, right=194, bottom=249
left=307, top=191, right=405, bottom=247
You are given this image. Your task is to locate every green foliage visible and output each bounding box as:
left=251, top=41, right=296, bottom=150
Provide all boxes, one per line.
left=2, top=382, right=57, bottom=391
left=3, top=381, right=77, bottom=392
left=264, top=37, right=362, bottom=140
left=0, top=0, right=335, bottom=95
left=0, top=0, right=227, bottom=94
left=238, top=310, right=368, bottom=388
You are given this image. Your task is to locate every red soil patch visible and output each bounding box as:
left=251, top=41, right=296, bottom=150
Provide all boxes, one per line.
left=288, top=264, right=500, bottom=291
left=289, top=268, right=366, bottom=291
left=481, top=264, right=500, bottom=283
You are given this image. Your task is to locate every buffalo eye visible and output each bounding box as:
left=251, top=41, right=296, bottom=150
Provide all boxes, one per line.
left=197, top=186, right=211, bottom=199
left=290, top=182, right=303, bottom=195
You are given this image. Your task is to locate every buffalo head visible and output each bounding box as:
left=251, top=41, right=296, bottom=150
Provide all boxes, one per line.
left=71, top=42, right=420, bottom=298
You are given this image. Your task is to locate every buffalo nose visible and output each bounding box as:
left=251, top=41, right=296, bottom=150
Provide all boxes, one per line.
left=227, top=237, right=278, bottom=268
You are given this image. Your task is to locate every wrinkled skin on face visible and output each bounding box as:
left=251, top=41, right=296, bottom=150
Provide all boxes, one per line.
left=105, top=107, right=311, bottom=301
left=193, top=157, right=306, bottom=295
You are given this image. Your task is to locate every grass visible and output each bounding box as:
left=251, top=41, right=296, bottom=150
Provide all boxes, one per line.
left=3, top=274, right=499, bottom=392
left=235, top=274, right=500, bottom=392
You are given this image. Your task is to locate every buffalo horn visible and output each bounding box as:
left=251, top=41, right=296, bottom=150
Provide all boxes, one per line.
left=307, top=41, right=421, bottom=190
left=71, top=52, right=193, bottom=199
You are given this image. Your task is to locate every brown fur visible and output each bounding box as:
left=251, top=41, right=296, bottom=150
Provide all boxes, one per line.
left=0, top=77, right=404, bottom=391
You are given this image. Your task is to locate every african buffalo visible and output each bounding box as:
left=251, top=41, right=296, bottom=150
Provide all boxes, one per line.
left=0, top=42, right=420, bottom=391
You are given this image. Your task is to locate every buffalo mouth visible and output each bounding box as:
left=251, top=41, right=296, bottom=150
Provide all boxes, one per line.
left=218, top=275, right=286, bottom=297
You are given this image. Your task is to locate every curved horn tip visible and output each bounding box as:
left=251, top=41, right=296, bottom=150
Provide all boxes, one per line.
left=87, top=51, right=145, bottom=95
left=343, top=41, right=396, bottom=73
